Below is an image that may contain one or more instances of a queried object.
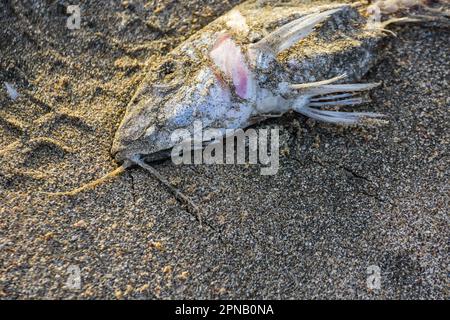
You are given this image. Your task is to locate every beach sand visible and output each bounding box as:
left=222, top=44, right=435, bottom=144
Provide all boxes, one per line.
left=0, top=0, right=448, bottom=299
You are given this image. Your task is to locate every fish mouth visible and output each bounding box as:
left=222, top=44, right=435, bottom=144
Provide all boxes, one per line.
left=111, top=139, right=172, bottom=164
left=110, top=137, right=141, bottom=164
left=110, top=145, right=132, bottom=164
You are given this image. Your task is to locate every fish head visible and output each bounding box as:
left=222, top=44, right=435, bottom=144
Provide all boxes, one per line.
left=111, top=34, right=257, bottom=163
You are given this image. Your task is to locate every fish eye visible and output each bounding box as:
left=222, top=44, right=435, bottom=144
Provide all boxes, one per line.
left=182, top=60, right=192, bottom=68
left=158, top=59, right=177, bottom=78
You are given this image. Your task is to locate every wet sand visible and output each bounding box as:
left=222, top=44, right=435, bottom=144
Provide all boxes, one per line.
left=0, top=0, right=448, bottom=299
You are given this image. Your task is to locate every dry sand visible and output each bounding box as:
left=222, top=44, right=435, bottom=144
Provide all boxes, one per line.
left=0, top=0, right=448, bottom=299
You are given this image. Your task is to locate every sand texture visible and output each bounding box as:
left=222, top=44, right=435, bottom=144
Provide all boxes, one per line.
left=0, top=0, right=448, bottom=299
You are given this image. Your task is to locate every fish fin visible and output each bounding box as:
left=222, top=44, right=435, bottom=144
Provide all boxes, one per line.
left=289, top=74, right=347, bottom=90
left=289, top=74, right=381, bottom=95
left=252, top=8, right=343, bottom=54
left=293, top=103, right=385, bottom=125
left=299, top=82, right=381, bottom=96
left=292, top=80, right=385, bottom=125
left=310, top=93, right=355, bottom=101
left=308, top=97, right=367, bottom=107
left=284, top=79, right=382, bottom=124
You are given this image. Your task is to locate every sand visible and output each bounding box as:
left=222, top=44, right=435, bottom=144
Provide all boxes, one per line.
left=0, top=0, right=448, bottom=299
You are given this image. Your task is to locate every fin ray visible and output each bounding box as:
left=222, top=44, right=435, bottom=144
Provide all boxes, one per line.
left=254, top=8, right=342, bottom=53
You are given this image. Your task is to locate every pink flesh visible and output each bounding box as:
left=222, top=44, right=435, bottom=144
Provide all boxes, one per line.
left=210, top=34, right=251, bottom=99
left=234, top=64, right=248, bottom=99
left=212, top=33, right=230, bottom=50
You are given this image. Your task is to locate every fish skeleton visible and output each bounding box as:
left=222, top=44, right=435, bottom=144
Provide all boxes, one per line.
left=50, top=0, right=447, bottom=216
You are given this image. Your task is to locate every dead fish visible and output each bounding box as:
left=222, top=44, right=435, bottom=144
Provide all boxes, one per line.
left=111, top=0, right=447, bottom=164
left=113, top=3, right=381, bottom=165
left=49, top=0, right=447, bottom=219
